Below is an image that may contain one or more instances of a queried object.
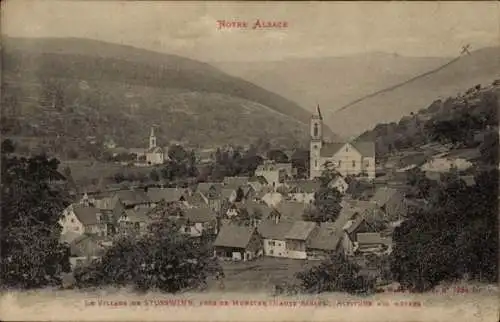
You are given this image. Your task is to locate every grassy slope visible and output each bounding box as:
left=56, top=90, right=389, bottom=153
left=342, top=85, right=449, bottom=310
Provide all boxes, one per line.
left=1, top=37, right=328, bottom=152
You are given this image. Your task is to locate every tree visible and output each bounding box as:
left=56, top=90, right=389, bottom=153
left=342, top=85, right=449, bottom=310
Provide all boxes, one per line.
left=1, top=145, right=71, bottom=288
left=267, top=149, right=289, bottom=163
left=391, top=169, right=498, bottom=292
left=296, top=254, right=371, bottom=294
left=1, top=138, right=15, bottom=154
left=168, top=145, right=188, bottom=163
left=303, top=164, right=342, bottom=222
left=149, top=169, right=160, bottom=182
left=74, top=217, right=222, bottom=292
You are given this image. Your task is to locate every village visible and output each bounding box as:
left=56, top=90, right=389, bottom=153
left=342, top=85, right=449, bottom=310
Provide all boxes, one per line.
left=57, top=98, right=490, bottom=292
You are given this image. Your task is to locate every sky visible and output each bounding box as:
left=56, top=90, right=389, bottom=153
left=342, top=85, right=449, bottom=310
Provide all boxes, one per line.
left=2, top=1, right=499, bottom=62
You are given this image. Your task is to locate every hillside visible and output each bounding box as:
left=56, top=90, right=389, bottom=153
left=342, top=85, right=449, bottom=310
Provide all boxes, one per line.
left=1, top=37, right=335, bottom=157
left=358, top=80, right=500, bottom=164
left=214, top=48, right=500, bottom=137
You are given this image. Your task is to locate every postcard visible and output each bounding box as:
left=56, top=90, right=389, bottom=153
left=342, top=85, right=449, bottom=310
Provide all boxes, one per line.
left=0, top=1, right=499, bottom=321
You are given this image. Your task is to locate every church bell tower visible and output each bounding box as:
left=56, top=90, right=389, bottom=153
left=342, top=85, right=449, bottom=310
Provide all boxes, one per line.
left=149, top=126, right=157, bottom=149
left=309, top=104, right=323, bottom=179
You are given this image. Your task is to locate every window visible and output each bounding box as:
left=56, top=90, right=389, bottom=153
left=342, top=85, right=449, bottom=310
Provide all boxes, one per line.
left=313, top=123, right=319, bottom=137
left=71, top=218, right=75, bottom=223
left=365, top=160, right=370, bottom=167
left=269, top=241, right=275, bottom=246
left=338, top=160, right=342, bottom=167
left=345, top=146, right=349, bottom=152
left=184, top=227, right=190, bottom=233
left=315, top=160, right=318, bottom=168
left=352, top=160, right=356, bottom=168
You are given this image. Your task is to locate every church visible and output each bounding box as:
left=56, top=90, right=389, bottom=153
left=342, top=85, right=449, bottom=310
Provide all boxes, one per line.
left=145, top=127, right=166, bottom=165
left=309, top=106, right=376, bottom=180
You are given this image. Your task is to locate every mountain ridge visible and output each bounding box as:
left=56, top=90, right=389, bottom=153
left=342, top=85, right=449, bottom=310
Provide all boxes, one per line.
left=1, top=37, right=338, bottom=157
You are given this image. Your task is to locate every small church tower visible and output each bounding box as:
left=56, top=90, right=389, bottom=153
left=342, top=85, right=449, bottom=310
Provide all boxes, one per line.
left=310, top=104, right=323, bottom=179
left=149, top=126, right=157, bottom=149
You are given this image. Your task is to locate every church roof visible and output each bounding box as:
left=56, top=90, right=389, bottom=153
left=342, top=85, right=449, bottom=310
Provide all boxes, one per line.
left=320, top=141, right=375, bottom=158
left=351, top=141, right=375, bottom=158
left=320, top=143, right=345, bottom=157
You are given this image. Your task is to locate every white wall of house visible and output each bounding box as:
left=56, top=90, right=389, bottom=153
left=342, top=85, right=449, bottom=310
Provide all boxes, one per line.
left=341, top=233, right=356, bottom=256
left=289, top=193, right=315, bottom=204
left=255, top=169, right=286, bottom=189
left=180, top=222, right=205, bottom=237
left=286, top=240, right=308, bottom=259
left=421, top=157, right=472, bottom=172
left=60, top=207, right=85, bottom=236
left=261, top=192, right=283, bottom=207
left=263, top=239, right=288, bottom=257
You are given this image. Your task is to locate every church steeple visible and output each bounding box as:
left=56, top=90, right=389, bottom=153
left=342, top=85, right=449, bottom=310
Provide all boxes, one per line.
left=310, top=104, right=323, bottom=141
left=149, top=126, right=157, bottom=149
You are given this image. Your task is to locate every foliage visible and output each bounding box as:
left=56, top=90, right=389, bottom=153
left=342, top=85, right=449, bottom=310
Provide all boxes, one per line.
left=303, top=164, right=342, bottom=222
left=391, top=170, right=498, bottom=291
left=74, top=218, right=222, bottom=292
left=210, top=147, right=264, bottom=180
left=267, top=149, right=289, bottom=163
left=0, top=141, right=71, bottom=288
left=291, top=149, right=309, bottom=179
left=296, top=254, right=373, bottom=294
left=405, top=168, right=436, bottom=199
left=358, top=86, right=498, bottom=157
left=231, top=208, right=263, bottom=227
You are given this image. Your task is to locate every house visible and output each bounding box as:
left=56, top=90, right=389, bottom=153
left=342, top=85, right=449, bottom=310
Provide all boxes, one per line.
left=183, top=192, right=207, bottom=208
left=369, top=187, right=407, bottom=222
left=60, top=204, right=112, bottom=237
left=260, top=191, right=284, bottom=207
left=226, top=201, right=274, bottom=221
left=275, top=163, right=294, bottom=178
left=196, top=148, right=217, bottom=164
left=223, top=176, right=250, bottom=187
left=255, top=160, right=287, bottom=189
left=307, top=222, right=344, bottom=260
left=213, top=224, right=263, bottom=261
left=91, top=195, right=126, bottom=229
left=118, top=208, right=152, bottom=235
left=112, top=189, right=151, bottom=209
left=328, top=176, right=349, bottom=194
left=68, top=234, right=107, bottom=270
left=257, top=219, right=295, bottom=258
left=309, top=105, right=375, bottom=179
left=284, top=221, right=318, bottom=259
left=275, top=201, right=310, bottom=222
left=240, top=185, right=257, bottom=202
left=178, top=207, right=217, bottom=237
left=221, top=188, right=238, bottom=203
left=268, top=220, right=317, bottom=259
left=248, top=176, right=268, bottom=193
left=146, top=187, right=187, bottom=205
left=420, top=156, right=473, bottom=172
left=286, top=179, right=320, bottom=204
left=356, top=232, right=393, bottom=254
left=197, top=183, right=226, bottom=212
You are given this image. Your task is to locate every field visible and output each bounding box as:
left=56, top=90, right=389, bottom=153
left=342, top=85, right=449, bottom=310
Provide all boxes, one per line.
left=60, top=160, right=158, bottom=190
left=207, top=257, right=318, bottom=292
